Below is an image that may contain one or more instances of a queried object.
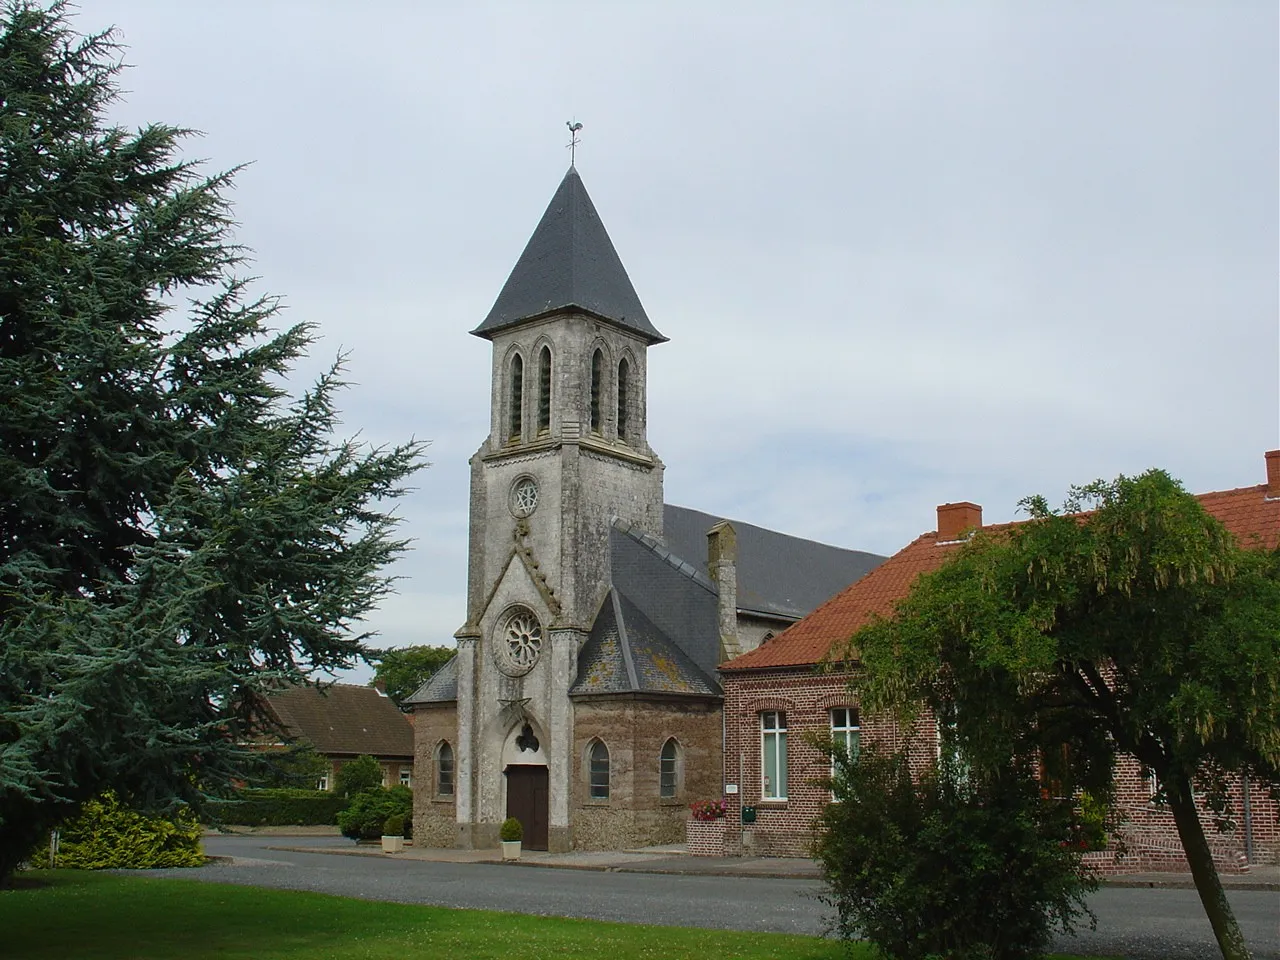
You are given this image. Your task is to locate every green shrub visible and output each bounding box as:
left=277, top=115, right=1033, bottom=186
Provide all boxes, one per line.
left=334, top=755, right=384, bottom=798
left=42, top=793, right=203, bottom=870
left=218, top=788, right=346, bottom=826
left=500, top=817, right=523, bottom=842
left=337, top=786, right=412, bottom=842
left=812, top=746, right=1096, bottom=960
left=382, top=814, right=405, bottom=837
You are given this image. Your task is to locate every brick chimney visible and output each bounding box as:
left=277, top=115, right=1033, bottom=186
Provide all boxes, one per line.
left=373, top=679, right=388, bottom=696
left=1266, top=450, right=1280, bottom=499
left=937, top=502, right=982, bottom=542
left=707, top=520, right=742, bottom=660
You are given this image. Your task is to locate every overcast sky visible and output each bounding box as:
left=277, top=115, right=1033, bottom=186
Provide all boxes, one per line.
left=78, top=2, right=1278, bottom=680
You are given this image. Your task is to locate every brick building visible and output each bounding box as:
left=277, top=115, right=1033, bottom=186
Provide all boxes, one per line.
left=721, top=452, right=1280, bottom=871
left=405, top=166, right=883, bottom=852
left=263, top=682, right=414, bottom=791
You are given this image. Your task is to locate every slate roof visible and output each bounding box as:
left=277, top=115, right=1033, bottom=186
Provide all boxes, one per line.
left=473, top=167, right=666, bottom=343
left=664, top=504, right=885, bottom=620
left=405, top=656, right=458, bottom=705
left=266, top=683, right=414, bottom=758
left=723, top=468, right=1280, bottom=673
left=572, top=587, right=719, bottom=697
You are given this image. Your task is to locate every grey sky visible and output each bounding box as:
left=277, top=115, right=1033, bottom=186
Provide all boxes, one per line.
left=80, top=2, right=1279, bottom=677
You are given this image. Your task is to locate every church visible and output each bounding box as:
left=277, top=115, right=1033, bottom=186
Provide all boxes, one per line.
left=406, top=166, right=882, bottom=852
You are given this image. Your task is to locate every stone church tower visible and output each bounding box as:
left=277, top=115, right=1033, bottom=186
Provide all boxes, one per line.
left=451, top=166, right=667, bottom=851
left=408, top=166, right=884, bottom=855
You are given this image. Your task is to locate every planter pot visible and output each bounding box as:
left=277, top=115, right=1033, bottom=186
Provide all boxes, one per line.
left=381, top=835, right=404, bottom=854
left=686, top=819, right=728, bottom=857
left=501, top=840, right=522, bottom=861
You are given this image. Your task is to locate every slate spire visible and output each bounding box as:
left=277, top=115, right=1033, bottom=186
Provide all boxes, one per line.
left=472, top=167, right=666, bottom=343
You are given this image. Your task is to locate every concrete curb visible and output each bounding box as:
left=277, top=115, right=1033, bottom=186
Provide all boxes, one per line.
left=256, top=842, right=1278, bottom=889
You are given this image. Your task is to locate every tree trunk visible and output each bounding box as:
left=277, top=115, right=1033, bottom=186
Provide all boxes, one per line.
left=1166, top=775, right=1253, bottom=960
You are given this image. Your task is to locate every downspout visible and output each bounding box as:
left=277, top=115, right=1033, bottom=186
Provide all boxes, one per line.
left=1241, top=774, right=1254, bottom=864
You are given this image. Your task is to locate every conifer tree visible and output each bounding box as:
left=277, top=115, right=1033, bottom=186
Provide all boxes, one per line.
left=0, top=1, right=425, bottom=883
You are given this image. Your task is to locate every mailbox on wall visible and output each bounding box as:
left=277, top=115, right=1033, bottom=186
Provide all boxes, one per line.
left=740, top=805, right=757, bottom=824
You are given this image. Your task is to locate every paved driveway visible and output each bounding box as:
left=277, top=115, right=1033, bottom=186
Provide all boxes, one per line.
left=137, top=835, right=1278, bottom=960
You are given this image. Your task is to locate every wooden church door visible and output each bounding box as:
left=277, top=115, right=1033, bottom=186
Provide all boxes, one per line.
left=505, top=766, right=549, bottom=850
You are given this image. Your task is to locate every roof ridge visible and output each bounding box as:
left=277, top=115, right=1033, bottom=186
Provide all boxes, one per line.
left=611, top=516, right=717, bottom=594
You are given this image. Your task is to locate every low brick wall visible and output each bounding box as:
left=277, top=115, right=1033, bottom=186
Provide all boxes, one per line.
left=686, top=819, right=728, bottom=857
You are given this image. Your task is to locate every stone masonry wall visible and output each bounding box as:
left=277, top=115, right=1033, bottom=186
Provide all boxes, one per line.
left=571, top=697, right=721, bottom=850
left=411, top=703, right=458, bottom=848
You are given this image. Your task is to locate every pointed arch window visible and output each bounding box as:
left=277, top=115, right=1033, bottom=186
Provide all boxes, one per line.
left=437, top=741, right=454, bottom=797
left=616, top=357, right=630, bottom=442
left=589, top=349, right=603, bottom=435
left=659, top=737, right=679, bottom=799
left=588, top=739, right=610, bottom=800
left=508, top=354, right=524, bottom=442
left=537, top=346, right=552, bottom=435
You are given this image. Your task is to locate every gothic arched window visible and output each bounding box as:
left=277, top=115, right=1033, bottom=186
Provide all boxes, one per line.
left=537, top=346, right=552, bottom=435
left=588, top=739, right=610, bottom=800
left=437, top=741, right=454, bottom=797
left=508, top=354, right=523, bottom=442
left=659, top=737, right=679, bottom=799
left=616, top=357, right=630, bottom=442
left=589, top=349, right=603, bottom=435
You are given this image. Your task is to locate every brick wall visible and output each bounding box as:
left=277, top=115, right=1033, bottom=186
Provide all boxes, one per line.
left=410, top=703, right=458, bottom=848
left=571, top=696, right=721, bottom=850
left=722, top=668, right=931, bottom=857
left=722, top=666, right=1280, bottom=870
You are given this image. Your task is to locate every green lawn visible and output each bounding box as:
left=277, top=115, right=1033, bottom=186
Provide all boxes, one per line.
left=1, top=871, right=1111, bottom=960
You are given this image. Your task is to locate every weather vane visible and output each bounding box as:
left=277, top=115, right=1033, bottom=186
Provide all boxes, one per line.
left=566, top=120, right=583, bottom=166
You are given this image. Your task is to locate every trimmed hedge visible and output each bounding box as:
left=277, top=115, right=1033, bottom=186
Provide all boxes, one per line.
left=337, top=786, right=413, bottom=841
left=43, top=793, right=203, bottom=869
left=219, top=788, right=346, bottom=826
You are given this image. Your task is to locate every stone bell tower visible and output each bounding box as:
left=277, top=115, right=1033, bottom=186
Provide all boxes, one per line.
left=451, top=166, right=666, bottom=851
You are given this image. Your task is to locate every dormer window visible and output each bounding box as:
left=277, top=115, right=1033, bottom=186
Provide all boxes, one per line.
left=589, top=349, right=603, bottom=435
left=616, top=357, right=629, bottom=442
left=537, top=347, right=552, bottom=435
left=508, top=354, right=523, bottom=442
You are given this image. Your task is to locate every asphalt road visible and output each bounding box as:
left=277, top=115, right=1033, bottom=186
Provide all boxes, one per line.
left=137, top=835, right=1278, bottom=960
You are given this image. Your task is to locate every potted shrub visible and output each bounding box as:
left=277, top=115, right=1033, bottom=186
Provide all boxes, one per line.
left=499, top=816, right=523, bottom=860
left=381, top=813, right=405, bottom=854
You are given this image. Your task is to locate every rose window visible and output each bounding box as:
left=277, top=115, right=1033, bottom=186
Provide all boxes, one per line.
left=497, top=608, right=543, bottom=675
left=509, top=477, right=539, bottom=518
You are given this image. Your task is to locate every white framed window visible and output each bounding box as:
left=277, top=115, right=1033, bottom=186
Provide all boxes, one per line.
left=830, top=707, right=860, bottom=772
left=316, top=774, right=329, bottom=791
left=761, top=711, right=788, bottom=801
left=589, top=739, right=610, bottom=800
left=399, top=767, right=412, bottom=788
left=659, top=738, right=679, bottom=799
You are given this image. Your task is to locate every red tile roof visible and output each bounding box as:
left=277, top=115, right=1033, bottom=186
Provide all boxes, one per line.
left=723, top=477, right=1280, bottom=673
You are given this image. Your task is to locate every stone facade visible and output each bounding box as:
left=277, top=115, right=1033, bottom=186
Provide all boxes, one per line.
left=570, top=696, right=721, bottom=850
left=411, top=702, right=458, bottom=848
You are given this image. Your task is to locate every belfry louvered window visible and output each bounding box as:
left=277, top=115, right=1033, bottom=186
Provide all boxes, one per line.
left=508, top=354, right=523, bottom=442
left=537, top=347, right=552, bottom=435
left=589, top=349, right=603, bottom=434
left=616, top=357, right=629, bottom=442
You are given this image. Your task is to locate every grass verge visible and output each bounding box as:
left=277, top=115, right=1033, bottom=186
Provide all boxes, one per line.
left=1, top=871, right=1111, bottom=960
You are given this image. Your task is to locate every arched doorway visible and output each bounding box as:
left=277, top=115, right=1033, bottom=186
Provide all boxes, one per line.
left=502, top=721, right=549, bottom=850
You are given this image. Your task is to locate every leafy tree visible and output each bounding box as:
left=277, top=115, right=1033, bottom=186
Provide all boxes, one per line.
left=334, top=755, right=383, bottom=798
left=813, top=745, right=1095, bottom=960
left=850, top=470, right=1280, bottom=960
left=367, top=644, right=454, bottom=707
left=0, top=3, right=425, bottom=884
